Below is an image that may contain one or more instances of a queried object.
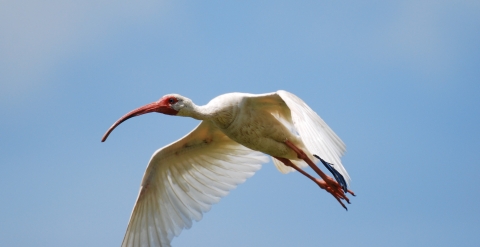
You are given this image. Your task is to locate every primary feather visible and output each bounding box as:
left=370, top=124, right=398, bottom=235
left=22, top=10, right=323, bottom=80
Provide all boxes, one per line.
left=121, top=121, right=269, bottom=247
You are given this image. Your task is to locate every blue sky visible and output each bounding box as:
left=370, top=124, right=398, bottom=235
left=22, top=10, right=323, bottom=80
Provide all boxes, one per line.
left=1, top=1, right=479, bottom=246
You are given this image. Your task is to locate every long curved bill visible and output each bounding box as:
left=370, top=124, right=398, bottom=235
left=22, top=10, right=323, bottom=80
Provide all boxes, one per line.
left=101, top=102, right=162, bottom=142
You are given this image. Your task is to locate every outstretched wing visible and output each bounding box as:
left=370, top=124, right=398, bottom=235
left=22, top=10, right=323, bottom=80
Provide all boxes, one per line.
left=276, top=90, right=350, bottom=186
left=121, top=121, right=269, bottom=247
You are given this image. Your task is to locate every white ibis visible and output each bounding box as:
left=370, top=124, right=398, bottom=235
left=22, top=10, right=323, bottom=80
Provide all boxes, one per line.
left=102, top=90, right=354, bottom=247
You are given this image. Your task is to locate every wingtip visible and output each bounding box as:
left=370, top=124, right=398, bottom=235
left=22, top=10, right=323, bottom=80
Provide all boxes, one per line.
left=313, top=154, right=348, bottom=193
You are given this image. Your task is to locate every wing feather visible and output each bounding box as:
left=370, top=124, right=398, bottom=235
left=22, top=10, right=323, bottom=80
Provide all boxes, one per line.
left=242, top=91, right=350, bottom=185
left=276, top=90, right=350, bottom=185
left=121, top=121, right=269, bottom=247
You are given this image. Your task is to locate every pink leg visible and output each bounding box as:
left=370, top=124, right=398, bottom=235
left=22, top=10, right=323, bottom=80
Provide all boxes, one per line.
left=284, top=140, right=355, bottom=196
left=274, top=156, right=349, bottom=210
left=285, top=140, right=355, bottom=203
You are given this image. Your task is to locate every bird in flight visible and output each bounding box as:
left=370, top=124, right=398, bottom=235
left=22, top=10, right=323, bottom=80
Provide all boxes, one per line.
left=102, top=90, right=355, bottom=247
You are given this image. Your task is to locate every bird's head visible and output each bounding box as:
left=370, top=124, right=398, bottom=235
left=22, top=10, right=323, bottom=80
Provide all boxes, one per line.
left=101, top=94, right=192, bottom=142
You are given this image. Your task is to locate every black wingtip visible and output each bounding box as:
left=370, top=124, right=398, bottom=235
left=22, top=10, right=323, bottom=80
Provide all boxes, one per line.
left=313, top=154, right=348, bottom=193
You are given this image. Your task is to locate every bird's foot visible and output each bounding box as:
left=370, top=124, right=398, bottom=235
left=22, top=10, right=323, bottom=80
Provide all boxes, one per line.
left=313, top=154, right=356, bottom=197
left=313, top=154, right=348, bottom=193
left=315, top=176, right=353, bottom=210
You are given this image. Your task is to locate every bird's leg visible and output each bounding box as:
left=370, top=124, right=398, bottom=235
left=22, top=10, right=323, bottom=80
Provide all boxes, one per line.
left=274, top=156, right=348, bottom=210
left=284, top=140, right=355, bottom=197
left=284, top=140, right=329, bottom=179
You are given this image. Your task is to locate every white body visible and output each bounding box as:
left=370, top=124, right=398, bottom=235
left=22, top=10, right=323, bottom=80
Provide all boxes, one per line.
left=120, top=90, right=349, bottom=247
left=195, top=92, right=306, bottom=160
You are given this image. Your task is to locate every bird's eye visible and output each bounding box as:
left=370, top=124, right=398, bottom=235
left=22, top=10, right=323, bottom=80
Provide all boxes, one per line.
left=169, top=98, right=175, bottom=104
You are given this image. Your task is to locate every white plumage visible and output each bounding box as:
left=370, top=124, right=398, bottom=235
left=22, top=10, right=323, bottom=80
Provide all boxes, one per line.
left=102, top=90, right=353, bottom=247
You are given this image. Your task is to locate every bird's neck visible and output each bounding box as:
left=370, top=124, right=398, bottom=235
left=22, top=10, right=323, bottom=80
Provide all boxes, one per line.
left=179, top=99, right=237, bottom=129
left=179, top=103, right=214, bottom=121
